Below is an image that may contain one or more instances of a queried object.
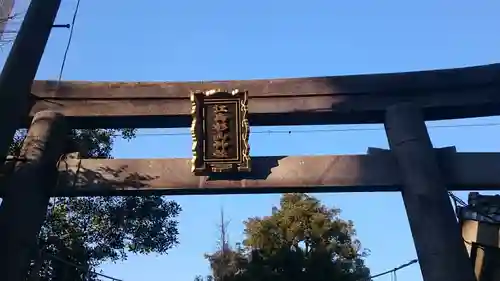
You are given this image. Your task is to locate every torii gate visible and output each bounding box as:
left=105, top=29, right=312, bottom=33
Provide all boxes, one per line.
left=1, top=0, right=499, bottom=281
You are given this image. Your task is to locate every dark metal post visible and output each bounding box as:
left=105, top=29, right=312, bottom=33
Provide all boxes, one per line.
left=384, top=103, right=476, bottom=281
left=0, top=111, right=67, bottom=281
left=0, top=0, right=62, bottom=162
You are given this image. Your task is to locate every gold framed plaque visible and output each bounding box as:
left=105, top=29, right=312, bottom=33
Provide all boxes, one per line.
left=190, top=89, right=251, bottom=174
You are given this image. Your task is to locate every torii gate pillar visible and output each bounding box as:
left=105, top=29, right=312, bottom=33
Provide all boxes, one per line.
left=0, top=111, right=67, bottom=281
left=385, top=103, right=476, bottom=281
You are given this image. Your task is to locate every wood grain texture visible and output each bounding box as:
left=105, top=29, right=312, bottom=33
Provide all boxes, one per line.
left=0, top=152, right=497, bottom=197
left=27, top=63, right=500, bottom=128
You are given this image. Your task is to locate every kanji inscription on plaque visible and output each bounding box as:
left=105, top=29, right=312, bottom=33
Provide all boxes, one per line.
left=190, top=89, right=251, bottom=174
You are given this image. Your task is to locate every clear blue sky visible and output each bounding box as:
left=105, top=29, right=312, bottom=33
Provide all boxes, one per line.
left=2, top=1, right=500, bottom=280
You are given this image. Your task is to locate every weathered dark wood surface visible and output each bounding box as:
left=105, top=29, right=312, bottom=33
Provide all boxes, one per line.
left=0, top=111, right=67, bottom=281
left=1, top=151, right=499, bottom=197
left=385, top=103, right=476, bottom=281
left=28, top=63, right=500, bottom=128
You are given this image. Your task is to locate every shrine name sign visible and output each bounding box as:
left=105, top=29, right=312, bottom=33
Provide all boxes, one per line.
left=190, top=89, right=251, bottom=175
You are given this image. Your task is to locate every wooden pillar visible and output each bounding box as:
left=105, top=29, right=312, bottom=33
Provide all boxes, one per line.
left=0, top=111, right=67, bottom=281
left=0, top=0, right=62, bottom=162
left=384, top=103, right=476, bottom=281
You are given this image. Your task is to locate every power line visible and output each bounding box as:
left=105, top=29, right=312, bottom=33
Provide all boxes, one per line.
left=448, top=192, right=468, bottom=208
left=449, top=191, right=500, bottom=224
left=360, top=259, right=418, bottom=280
left=36, top=1, right=123, bottom=280
left=56, top=0, right=81, bottom=83
left=112, top=121, right=500, bottom=138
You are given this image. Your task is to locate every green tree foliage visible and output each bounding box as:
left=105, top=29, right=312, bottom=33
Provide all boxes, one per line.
left=201, top=193, right=370, bottom=281
left=9, top=129, right=181, bottom=280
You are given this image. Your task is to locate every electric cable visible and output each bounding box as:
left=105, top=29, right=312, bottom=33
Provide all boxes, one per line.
left=47, top=0, right=83, bottom=247
left=28, top=1, right=123, bottom=280
left=118, top=121, right=500, bottom=138
left=449, top=191, right=500, bottom=224
left=359, top=259, right=418, bottom=280
left=56, top=0, right=82, bottom=83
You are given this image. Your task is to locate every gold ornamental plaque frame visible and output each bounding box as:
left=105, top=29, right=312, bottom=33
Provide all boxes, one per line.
left=190, top=89, right=251, bottom=175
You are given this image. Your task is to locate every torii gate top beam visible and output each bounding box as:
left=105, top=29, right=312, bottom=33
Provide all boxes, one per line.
left=28, top=63, right=500, bottom=129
